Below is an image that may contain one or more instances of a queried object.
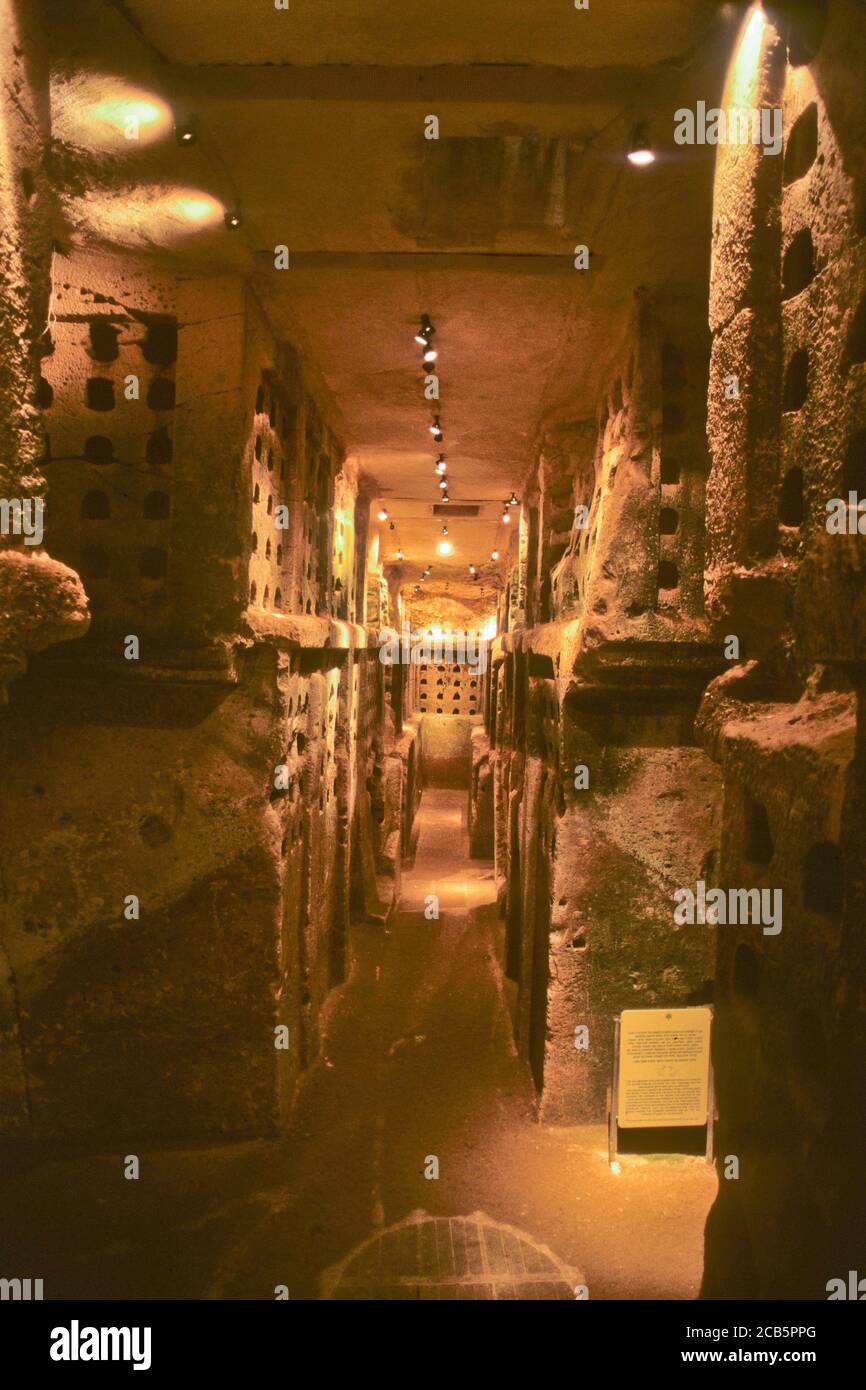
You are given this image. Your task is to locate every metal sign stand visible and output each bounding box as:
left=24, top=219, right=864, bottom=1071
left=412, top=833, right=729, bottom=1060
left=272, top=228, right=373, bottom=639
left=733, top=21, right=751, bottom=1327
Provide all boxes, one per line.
left=608, top=1010, right=715, bottom=1170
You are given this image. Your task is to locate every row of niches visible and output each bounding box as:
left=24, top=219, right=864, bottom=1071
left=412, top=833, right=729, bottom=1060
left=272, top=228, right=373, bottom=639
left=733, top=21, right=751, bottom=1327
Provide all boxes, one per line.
left=779, top=297, right=866, bottom=415
left=37, top=316, right=178, bottom=415
left=75, top=544, right=168, bottom=585
left=656, top=341, right=688, bottom=599
left=415, top=665, right=480, bottom=714
left=40, top=428, right=174, bottom=471
left=777, top=428, right=866, bottom=531
left=254, top=379, right=296, bottom=446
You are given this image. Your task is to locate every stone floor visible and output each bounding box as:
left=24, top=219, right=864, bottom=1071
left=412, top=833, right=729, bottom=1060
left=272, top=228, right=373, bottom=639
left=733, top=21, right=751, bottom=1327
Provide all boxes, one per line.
left=0, top=789, right=716, bottom=1300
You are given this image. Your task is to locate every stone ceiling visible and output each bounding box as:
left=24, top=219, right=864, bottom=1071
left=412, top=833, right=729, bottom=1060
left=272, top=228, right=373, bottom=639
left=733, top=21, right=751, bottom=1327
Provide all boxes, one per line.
left=49, top=0, right=736, bottom=587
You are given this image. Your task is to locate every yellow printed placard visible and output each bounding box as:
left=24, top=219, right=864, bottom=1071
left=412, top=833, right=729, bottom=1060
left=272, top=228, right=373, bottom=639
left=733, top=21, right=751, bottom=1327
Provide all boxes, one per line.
left=617, top=1007, right=712, bottom=1128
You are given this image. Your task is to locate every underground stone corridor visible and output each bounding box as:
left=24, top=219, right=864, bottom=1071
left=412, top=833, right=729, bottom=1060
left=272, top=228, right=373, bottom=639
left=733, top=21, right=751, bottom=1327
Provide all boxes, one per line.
left=0, top=787, right=714, bottom=1300
left=1, top=0, right=865, bottom=1343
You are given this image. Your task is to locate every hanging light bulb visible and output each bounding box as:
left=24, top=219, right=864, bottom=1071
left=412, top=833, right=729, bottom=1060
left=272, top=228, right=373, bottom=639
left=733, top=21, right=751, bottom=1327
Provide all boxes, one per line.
left=628, top=121, right=655, bottom=166
left=175, top=118, right=197, bottom=146
left=377, top=506, right=389, bottom=521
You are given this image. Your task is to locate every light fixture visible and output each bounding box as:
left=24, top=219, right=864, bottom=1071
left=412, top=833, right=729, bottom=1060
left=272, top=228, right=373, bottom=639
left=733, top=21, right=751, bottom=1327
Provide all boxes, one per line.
left=423, top=347, right=438, bottom=365
left=435, top=455, right=447, bottom=474
left=441, top=491, right=449, bottom=503
left=491, top=549, right=500, bottom=561
left=397, top=548, right=404, bottom=560
left=438, top=478, right=448, bottom=490
left=469, top=564, right=477, bottom=575
left=441, top=524, right=449, bottom=536
left=415, top=315, right=434, bottom=346
left=501, top=508, right=510, bottom=523
left=628, top=122, right=655, bottom=166
left=437, top=539, right=453, bottom=557
left=224, top=206, right=242, bottom=229
left=389, top=520, right=395, bottom=530
left=377, top=506, right=389, bottom=521
left=175, top=118, right=197, bottom=146
left=509, top=491, right=518, bottom=506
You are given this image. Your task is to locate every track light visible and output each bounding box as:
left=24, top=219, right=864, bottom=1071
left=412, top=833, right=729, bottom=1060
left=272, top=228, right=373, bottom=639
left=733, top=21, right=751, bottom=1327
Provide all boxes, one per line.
left=628, top=121, right=655, bottom=166
left=469, top=564, right=477, bottom=575
left=508, top=491, right=518, bottom=506
left=397, top=548, right=404, bottom=561
left=224, top=206, right=242, bottom=229
left=441, top=492, right=449, bottom=503
left=438, top=478, right=448, bottom=490
left=423, top=347, right=438, bottom=365
left=441, top=525, right=449, bottom=536
left=429, top=416, right=443, bottom=442
left=491, top=549, right=500, bottom=561
left=435, top=455, right=447, bottom=473
left=175, top=118, right=197, bottom=146
left=501, top=508, right=510, bottom=523
left=377, top=506, right=389, bottom=521
left=415, top=315, right=434, bottom=346
left=389, top=521, right=395, bottom=530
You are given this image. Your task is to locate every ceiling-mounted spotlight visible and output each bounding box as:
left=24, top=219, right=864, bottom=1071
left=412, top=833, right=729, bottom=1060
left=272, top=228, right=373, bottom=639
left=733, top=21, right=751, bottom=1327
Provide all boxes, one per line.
left=441, top=524, right=449, bottom=536
left=224, top=206, right=242, bottom=229
left=469, top=564, right=477, bottom=575
left=397, top=548, right=404, bottom=561
left=441, top=491, right=450, bottom=503
left=422, top=347, right=438, bottom=365
left=389, top=521, right=395, bottom=531
left=175, top=118, right=197, bottom=146
left=508, top=491, right=518, bottom=506
left=415, top=315, right=434, bottom=346
left=429, top=415, right=443, bottom=442
left=437, top=539, right=453, bottom=557
left=627, top=121, right=655, bottom=166
left=377, top=506, right=389, bottom=521
left=435, top=455, right=447, bottom=474
left=491, top=549, right=500, bottom=561
left=438, top=477, right=448, bottom=490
